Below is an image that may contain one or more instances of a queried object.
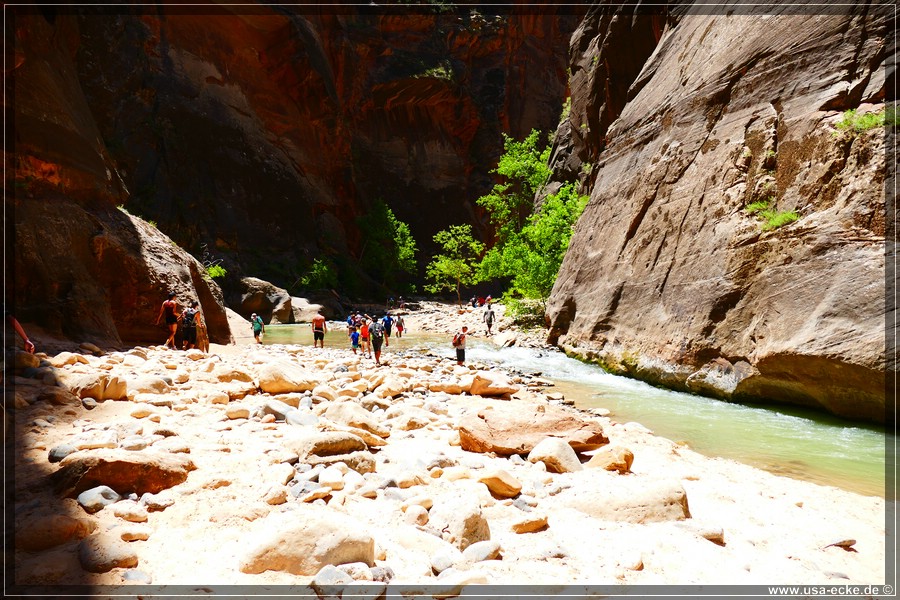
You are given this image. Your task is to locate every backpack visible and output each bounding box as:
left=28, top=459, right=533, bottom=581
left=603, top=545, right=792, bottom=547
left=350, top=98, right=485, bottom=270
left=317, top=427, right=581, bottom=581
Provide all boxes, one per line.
left=370, top=322, right=384, bottom=341
left=183, top=309, right=196, bottom=327
left=452, top=332, right=463, bottom=347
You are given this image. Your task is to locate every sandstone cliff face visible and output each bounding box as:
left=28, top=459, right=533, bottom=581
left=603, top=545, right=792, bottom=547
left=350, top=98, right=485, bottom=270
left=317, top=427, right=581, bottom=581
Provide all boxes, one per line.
left=545, top=6, right=889, bottom=422
left=8, top=10, right=231, bottom=346
left=9, top=6, right=576, bottom=344
left=72, top=6, right=578, bottom=287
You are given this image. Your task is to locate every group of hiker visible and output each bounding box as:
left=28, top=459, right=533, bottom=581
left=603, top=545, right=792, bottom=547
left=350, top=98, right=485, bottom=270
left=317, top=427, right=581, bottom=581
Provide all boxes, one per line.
left=156, top=292, right=497, bottom=367
left=346, top=311, right=405, bottom=366
left=155, top=292, right=209, bottom=352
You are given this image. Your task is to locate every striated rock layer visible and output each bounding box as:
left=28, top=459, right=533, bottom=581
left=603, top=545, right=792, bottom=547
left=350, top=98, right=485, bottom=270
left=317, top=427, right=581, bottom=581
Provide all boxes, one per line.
left=545, top=5, right=889, bottom=422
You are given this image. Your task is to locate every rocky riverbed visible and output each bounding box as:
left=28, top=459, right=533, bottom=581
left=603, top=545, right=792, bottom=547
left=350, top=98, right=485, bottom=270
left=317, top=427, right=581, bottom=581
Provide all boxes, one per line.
left=6, top=302, right=887, bottom=594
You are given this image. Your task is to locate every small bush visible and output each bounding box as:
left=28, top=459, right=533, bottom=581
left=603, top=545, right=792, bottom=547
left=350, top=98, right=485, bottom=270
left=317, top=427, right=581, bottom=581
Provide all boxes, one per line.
left=415, top=62, right=453, bottom=81
left=744, top=200, right=770, bottom=215
left=503, top=297, right=545, bottom=328
left=744, top=198, right=798, bottom=231
left=834, top=108, right=889, bottom=134
left=560, top=96, right=571, bottom=121
left=760, top=209, right=800, bottom=231
left=301, top=258, right=338, bottom=290
left=206, top=264, right=227, bottom=279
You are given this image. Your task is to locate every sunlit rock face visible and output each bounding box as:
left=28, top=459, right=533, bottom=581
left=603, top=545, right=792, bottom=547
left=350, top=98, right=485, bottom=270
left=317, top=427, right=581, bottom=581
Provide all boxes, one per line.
left=9, top=6, right=578, bottom=343
left=545, top=6, right=889, bottom=422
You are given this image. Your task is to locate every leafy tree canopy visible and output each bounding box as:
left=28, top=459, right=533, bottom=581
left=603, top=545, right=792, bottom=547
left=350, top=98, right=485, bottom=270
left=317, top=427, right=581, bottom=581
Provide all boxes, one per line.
left=477, top=129, right=551, bottom=246
left=358, top=200, right=418, bottom=291
left=424, top=224, right=485, bottom=305
left=499, top=183, right=588, bottom=309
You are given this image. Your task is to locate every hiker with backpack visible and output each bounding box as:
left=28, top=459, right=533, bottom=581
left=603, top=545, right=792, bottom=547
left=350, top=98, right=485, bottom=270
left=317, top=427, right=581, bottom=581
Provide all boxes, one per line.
left=381, top=313, right=394, bottom=347
left=181, top=301, right=200, bottom=350
left=250, top=313, right=265, bottom=344
left=369, top=317, right=385, bottom=365
left=452, top=325, right=468, bottom=365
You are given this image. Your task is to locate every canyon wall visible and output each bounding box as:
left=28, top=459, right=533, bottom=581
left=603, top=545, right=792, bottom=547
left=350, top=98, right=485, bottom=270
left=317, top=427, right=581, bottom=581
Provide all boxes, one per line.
left=545, top=4, right=890, bottom=422
left=8, top=9, right=232, bottom=347
left=8, top=5, right=578, bottom=344
left=71, top=5, right=578, bottom=290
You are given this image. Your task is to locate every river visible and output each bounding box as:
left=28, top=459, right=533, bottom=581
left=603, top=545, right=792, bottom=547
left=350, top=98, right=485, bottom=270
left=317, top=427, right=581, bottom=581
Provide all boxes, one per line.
left=262, top=324, right=889, bottom=498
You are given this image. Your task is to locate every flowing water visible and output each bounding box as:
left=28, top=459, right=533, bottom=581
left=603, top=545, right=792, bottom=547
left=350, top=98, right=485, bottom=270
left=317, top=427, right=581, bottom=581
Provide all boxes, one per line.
left=263, top=324, right=890, bottom=498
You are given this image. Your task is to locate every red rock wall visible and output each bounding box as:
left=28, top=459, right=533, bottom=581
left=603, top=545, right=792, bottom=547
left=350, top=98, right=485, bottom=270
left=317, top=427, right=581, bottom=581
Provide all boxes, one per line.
left=72, top=6, right=580, bottom=286
left=9, top=5, right=580, bottom=344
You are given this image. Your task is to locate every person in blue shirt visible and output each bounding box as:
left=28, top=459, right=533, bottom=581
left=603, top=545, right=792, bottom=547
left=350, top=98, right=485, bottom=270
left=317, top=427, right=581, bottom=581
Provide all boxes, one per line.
left=381, top=313, right=394, bottom=347
left=349, top=326, right=360, bottom=354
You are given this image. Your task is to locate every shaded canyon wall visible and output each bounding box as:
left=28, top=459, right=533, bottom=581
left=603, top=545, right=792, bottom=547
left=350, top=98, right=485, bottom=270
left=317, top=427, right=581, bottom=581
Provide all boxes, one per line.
left=8, top=5, right=579, bottom=345
left=8, top=9, right=232, bottom=347
left=71, top=6, right=579, bottom=290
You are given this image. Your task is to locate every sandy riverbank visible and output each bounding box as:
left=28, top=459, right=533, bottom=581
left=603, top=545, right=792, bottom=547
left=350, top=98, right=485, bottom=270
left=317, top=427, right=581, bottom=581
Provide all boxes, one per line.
left=7, top=301, right=888, bottom=595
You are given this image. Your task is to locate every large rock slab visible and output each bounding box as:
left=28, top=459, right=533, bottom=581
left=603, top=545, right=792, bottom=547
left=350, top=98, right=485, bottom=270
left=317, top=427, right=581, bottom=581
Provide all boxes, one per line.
left=78, top=532, right=139, bottom=573
left=239, top=277, right=293, bottom=324
left=57, top=372, right=127, bottom=401
left=428, top=494, right=490, bottom=551
left=257, top=361, right=322, bottom=394
left=287, top=431, right=368, bottom=459
left=527, top=437, right=583, bottom=473
left=304, top=451, right=376, bottom=474
left=457, top=402, right=608, bottom=455
left=322, top=402, right=389, bottom=438
left=239, top=506, right=374, bottom=575
left=557, top=477, right=690, bottom=523
left=125, top=375, right=171, bottom=398
left=16, top=514, right=97, bottom=551
left=51, top=449, right=196, bottom=497
left=469, top=371, right=519, bottom=397
left=477, top=469, right=522, bottom=498
left=291, top=296, right=325, bottom=323
left=585, top=446, right=634, bottom=474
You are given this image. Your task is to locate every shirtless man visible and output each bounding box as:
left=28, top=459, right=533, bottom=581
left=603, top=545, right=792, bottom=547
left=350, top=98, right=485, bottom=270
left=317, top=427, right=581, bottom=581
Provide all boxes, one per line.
left=311, top=311, right=328, bottom=348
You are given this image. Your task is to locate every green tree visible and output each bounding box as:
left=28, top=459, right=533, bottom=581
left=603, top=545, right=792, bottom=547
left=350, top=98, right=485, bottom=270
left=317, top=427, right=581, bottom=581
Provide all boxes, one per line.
left=498, top=183, right=588, bottom=310
left=358, top=200, right=418, bottom=289
left=425, top=224, right=485, bottom=306
left=477, top=129, right=551, bottom=245
left=300, top=258, right=338, bottom=290
left=477, top=129, right=551, bottom=281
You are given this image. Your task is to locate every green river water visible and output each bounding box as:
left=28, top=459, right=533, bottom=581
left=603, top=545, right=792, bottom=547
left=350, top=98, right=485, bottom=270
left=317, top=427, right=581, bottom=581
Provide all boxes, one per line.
left=262, top=324, right=891, bottom=498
